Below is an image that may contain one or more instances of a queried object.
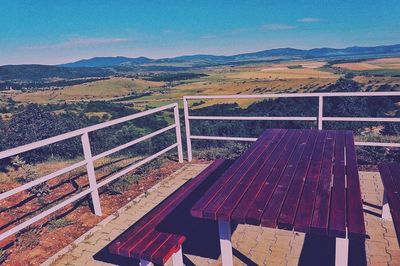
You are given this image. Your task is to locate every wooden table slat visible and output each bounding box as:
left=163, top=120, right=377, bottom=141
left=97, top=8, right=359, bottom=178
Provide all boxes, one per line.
left=191, top=129, right=366, bottom=240
left=261, top=130, right=312, bottom=227
left=379, top=164, right=400, bottom=242
left=345, top=131, right=366, bottom=238
left=191, top=129, right=281, bottom=218
left=201, top=129, right=284, bottom=220
left=310, top=131, right=336, bottom=235
left=277, top=130, right=320, bottom=229
left=141, top=233, right=173, bottom=261
left=120, top=230, right=160, bottom=257
left=151, top=234, right=185, bottom=265
left=110, top=159, right=226, bottom=255
left=245, top=130, right=303, bottom=225
left=328, top=131, right=347, bottom=237
left=293, top=131, right=328, bottom=232
left=230, top=130, right=296, bottom=223
left=216, top=129, right=288, bottom=220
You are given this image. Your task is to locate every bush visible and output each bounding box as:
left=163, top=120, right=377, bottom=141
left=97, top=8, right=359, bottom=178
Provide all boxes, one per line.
left=15, top=227, right=42, bottom=250
left=0, top=249, right=8, bottom=264
left=107, top=179, right=131, bottom=195
left=47, top=217, right=75, bottom=231
left=14, top=157, right=50, bottom=204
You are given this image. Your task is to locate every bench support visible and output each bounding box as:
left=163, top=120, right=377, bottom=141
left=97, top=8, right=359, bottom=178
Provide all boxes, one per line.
left=335, top=237, right=349, bottom=266
left=382, top=191, right=392, bottom=221
left=218, top=219, right=233, bottom=266
left=172, top=247, right=184, bottom=266
left=140, top=259, right=153, bottom=266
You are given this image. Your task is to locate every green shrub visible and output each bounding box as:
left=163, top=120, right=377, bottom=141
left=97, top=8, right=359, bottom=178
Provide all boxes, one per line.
left=14, top=157, right=50, bottom=203
left=0, top=249, right=8, bottom=264
left=47, top=217, right=75, bottom=231
left=107, top=179, right=131, bottom=195
left=16, top=227, right=42, bottom=250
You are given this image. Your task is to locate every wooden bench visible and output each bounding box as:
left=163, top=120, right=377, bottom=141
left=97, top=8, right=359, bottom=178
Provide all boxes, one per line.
left=108, top=159, right=231, bottom=266
left=378, top=162, right=400, bottom=243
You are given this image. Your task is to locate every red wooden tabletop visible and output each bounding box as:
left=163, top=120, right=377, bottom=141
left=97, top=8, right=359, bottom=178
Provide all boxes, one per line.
left=191, top=129, right=366, bottom=239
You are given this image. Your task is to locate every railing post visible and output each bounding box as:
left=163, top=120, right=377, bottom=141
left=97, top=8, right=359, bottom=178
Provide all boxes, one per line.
left=318, top=95, right=323, bottom=130
left=81, top=132, right=102, bottom=216
left=183, top=97, right=193, bottom=162
left=173, top=104, right=184, bottom=163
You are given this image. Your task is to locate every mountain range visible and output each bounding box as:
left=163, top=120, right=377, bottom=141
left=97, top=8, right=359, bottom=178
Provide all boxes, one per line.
left=60, top=44, right=400, bottom=68
left=1, top=44, right=400, bottom=82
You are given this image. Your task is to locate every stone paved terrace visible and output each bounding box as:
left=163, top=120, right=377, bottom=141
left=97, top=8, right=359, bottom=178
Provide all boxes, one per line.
left=43, top=163, right=400, bottom=266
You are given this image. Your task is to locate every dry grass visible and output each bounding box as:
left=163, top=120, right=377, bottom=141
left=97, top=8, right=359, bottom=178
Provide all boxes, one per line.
left=133, top=76, right=337, bottom=108
left=12, top=78, right=165, bottom=103
left=130, top=62, right=338, bottom=108
left=227, top=67, right=336, bottom=80
left=333, top=63, right=382, bottom=70
left=334, top=57, right=400, bottom=71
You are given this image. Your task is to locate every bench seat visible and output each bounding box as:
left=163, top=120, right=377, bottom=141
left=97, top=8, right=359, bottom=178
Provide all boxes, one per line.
left=378, top=162, right=400, bottom=243
left=108, top=159, right=231, bottom=265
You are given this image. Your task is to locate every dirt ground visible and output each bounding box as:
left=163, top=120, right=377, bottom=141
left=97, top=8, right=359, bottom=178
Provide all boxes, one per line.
left=0, top=157, right=193, bottom=265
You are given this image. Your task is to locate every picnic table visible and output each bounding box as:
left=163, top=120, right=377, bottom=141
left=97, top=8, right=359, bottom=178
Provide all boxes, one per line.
left=191, top=128, right=366, bottom=266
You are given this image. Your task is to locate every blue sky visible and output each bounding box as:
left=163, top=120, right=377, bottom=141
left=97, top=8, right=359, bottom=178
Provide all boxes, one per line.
left=1, top=0, right=399, bottom=65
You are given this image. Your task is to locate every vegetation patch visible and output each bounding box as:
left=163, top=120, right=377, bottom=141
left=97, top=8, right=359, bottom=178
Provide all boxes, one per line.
left=0, top=249, right=8, bottom=264
left=47, top=217, right=75, bottom=231
left=144, top=72, right=208, bottom=82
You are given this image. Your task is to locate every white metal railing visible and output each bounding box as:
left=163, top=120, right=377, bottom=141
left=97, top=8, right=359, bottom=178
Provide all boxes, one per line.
left=0, top=103, right=183, bottom=241
left=183, top=92, right=400, bottom=161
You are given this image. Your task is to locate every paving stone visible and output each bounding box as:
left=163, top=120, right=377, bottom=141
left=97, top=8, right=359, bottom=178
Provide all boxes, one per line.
left=48, top=170, right=395, bottom=266
left=249, top=250, right=268, bottom=265
left=389, top=249, right=400, bottom=265
left=273, top=234, right=294, bottom=250
left=265, top=256, right=287, bottom=266
left=287, top=257, right=301, bottom=266
left=368, top=255, right=390, bottom=266
left=366, top=240, right=389, bottom=255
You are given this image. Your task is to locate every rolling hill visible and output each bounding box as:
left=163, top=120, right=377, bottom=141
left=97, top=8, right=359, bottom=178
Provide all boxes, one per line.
left=1, top=44, right=400, bottom=83
left=61, top=44, right=400, bottom=67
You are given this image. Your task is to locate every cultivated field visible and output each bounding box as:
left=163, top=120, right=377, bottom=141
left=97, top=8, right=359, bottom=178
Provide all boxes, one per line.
left=334, top=57, right=400, bottom=70
left=3, top=58, right=400, bottom=110
left=129, top=61, right=339, bottom=108
left=9, top=78, right=165, bottom=103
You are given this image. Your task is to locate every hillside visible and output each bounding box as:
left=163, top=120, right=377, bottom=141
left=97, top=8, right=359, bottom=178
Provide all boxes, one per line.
left=0, top=65, right=112, bottom=82
left=1, top=44, right=400, bottom=84
left=61, top=43, right=400, bottom=67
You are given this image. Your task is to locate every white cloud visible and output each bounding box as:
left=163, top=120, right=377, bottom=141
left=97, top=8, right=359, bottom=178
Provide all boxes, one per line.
left=261, top=24, right=296, bottom=31
left=297, top=17, right=321, bottom=23
left=230, top=27, right=254, bottom=34
left=200, top=34, right=218, bottom=39
left=21, top=37, right=131, bottom=50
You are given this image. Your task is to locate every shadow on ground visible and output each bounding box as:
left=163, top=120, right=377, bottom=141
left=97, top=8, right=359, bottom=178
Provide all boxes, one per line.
left=93, top=158, right=366, bottom=265
left=299, top=235, right=366, bottom=266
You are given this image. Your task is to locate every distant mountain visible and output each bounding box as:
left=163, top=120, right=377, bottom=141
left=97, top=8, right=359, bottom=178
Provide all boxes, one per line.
left=0, top=64, right=112, bottom=82
left=2, top=44, right=400, bottom=83
left=60, top=44, right=400, bottom=68
left=60, top=56, right=153, bottom=67
left=230, top=44, right=400, bottom=60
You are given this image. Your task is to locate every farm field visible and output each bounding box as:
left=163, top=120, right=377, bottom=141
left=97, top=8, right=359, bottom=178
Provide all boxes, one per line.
left=9, top=78, right=165, bottom=104
left=0, top=60, right=340, bottom=109
left=333, top=57, right=400, bottom=70
left=2, top=58, right=400, bottom=111
left=129, top=61, right=339, bottom=108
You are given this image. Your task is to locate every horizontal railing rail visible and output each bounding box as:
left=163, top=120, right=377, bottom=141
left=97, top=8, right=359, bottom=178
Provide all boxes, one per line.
left=183, top=92, right=400, bottom=161
left=0, top=103, right=183, bottom=241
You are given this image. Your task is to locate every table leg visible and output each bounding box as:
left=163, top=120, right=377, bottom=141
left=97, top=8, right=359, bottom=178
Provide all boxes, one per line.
left=382, top=190, right=392, bottom=220
left=218, top=219, right=233, bottom=266
left=335, top=237, right=349, bottom=266
left=172, top=247, right=184, bottom=266
left=139, top=259, right=153, bottom=266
